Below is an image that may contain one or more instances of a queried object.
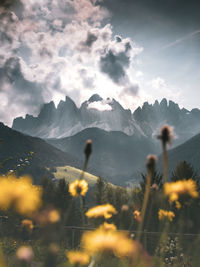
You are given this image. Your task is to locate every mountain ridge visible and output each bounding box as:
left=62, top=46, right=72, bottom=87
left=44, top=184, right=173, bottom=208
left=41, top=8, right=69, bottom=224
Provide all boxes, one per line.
left=12, top=95, right=200, bottom=146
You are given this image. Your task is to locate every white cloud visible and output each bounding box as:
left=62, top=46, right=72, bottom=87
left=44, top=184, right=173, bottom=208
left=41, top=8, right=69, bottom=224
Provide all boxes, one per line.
left=88, top=100, right=112, bottom=111
left=0, top=0, right=143, bottom=125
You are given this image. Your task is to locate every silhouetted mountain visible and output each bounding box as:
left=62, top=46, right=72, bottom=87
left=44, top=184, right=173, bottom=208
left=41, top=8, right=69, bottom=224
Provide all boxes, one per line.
left=47, top=127, right=158, bottom=185
left=12, top=96, right=200, bottom=146
left=0, top=123, right=80, bottom=183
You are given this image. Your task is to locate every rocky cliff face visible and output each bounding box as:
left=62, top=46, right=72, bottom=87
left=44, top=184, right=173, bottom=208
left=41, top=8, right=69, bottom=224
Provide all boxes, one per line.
left=12, top=94, right=144, bottom=138
left=133, top=98, right=200, bottom=145
left=12, top=95, right=200, bottom=145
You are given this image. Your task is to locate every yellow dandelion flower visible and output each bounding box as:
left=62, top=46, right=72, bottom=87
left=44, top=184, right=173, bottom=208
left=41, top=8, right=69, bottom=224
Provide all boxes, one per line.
left=99, top=222, right=117, bottom=231
left=21, top=219, right=34, bottom=231
left=85, top=204, right=117, bottom=219
left=0, top=175, right=42, bottom=216
left=69, top=180, right=88, bottom=197
left=158, top=209, right=175, bottom=222
left=164, top=179, right=199, bottom=203
left=67, top=251, right=90, bottom=265
left=81, top=229, right=135, bottom=258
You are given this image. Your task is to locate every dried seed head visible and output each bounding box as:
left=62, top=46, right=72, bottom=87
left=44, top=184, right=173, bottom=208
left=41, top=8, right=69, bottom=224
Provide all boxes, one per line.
left=146, top=154, right=157, bottom=172
left=84, top=139, right=92, bottom=159
left=121, top=205, right=129, bottom=212
left=16, top=246, right=34, bottom=263
left=158, top=125, right=173, bottom=145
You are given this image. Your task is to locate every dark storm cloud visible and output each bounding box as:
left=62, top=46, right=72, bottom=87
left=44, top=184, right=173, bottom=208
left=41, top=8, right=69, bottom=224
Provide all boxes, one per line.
left=0, top=57, right=44, bottom=108
left=78, top=31, right=98, bottom=52
left=99, top=38, right=132, bottom=84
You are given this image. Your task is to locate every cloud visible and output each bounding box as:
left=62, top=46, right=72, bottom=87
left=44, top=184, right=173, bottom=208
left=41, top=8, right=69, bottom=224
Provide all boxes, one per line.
left=87, top=100, right=112, bottom=111
left=150, top=77, right=181, bottom=101
left=0, top=0, right=143, bottom=125
left=0, top=57, right=44, bottom=124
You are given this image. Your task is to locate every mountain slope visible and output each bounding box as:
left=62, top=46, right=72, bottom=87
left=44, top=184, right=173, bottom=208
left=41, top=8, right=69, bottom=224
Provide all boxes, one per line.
left=47, top=127, right=158, bottom=185
left=0, top=123, right=81, bottom=183
left=157, top=132, right=200, bottom=176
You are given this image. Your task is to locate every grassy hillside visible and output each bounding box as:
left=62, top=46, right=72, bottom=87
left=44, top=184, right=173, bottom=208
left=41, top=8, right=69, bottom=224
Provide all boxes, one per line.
left=52, top=165, right=99, bottom=186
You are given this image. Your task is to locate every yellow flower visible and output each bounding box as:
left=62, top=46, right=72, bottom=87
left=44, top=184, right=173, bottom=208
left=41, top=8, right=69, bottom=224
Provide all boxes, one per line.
left=164, top=179, right=199, bottom=202
left=99, top=222, right=117, bottom=231
left=85, top=204, right=117, bottom=219
left=69, top=180, right=88, bottom=197
left=67, top=251, right=90, bottom=265
left=0, top=175, right=42, bottom=216
left=158, top=209, right=175, bottom=222
left=21, top=219, right=34, bottom=231
left=82, top=229, right=135, bottom=258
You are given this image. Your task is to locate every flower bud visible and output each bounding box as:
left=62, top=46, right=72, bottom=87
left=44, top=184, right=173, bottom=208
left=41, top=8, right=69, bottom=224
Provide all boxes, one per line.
left=84, top=139, right=92, bottom=159
left=146, top=154, right=157, bottom=172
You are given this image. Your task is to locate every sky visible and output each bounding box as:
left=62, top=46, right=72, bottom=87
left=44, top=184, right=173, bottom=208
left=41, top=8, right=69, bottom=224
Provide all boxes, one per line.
left=0, top=0, right=199, bottom=126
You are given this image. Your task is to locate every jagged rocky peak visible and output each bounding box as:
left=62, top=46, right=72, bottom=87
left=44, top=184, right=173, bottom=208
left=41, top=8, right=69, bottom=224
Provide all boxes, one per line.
left=168, top=100, right=180, bottom=110
left=160, top=98, right=168, bottom=109
left=57, top=96, right=78, bottom=112
left=88, top=94, right=103, bottom=103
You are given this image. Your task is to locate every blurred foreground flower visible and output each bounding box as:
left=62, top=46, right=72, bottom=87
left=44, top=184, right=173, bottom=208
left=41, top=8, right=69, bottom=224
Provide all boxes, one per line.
left=34, top=208, right=60, bottom=225
left=21, top=219, right=34, bottom=232
left=81, top=228, right=135, bottom=258
left=69, top=179, right=88, bottom=197
left=85, top=204, right=117, bottom=219
left=16, top=246, right=34, bottom=263
left=67, top=251, right=90, bottom=266
left=0, top=175, right=42, bottom=215
left=164, top=179, right=199, bottom=202
left=133, top=210, right=142, bottom=222
left=158, top=209, right=175, bottom=222
left=99, top=222, right=117, bottom=231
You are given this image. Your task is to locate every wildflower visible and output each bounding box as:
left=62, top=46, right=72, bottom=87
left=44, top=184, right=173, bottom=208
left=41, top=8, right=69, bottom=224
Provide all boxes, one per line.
left=67, top=251, right=90, bottom=266
left=133, top=210, right=142, bottom=222
left=81, top=228, right=135, bottom=258
left=158, top=125, right=173, bottom=145
left=69, top=179, right=88, bottom=197
left=99, top=222, right=117, bottom=231
left=85, top=204, right=117, bottom=219
left=164, top=179, right=199, bottom=203
left=34, top=208, right=60, bottom=225
left=146, top=154, right=157, bottom=172
left=16, top=246, right=34, bottom=263
left=121, top=205, right=129, bottom=212
left=0, top=175, right=42, bottom=216
left=158, top=209, right=175, bottom=222
left=21, top=219, right=34, bottom=232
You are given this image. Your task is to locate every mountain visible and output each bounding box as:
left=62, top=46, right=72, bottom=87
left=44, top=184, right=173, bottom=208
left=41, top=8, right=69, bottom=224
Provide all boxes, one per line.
left=46, top=127, right=158, bottom=185
left=157, top=132, right=200, bottom=176
left=12, top=94, right=144, bottom=139
left=133, top=99, right=200, bottom=146
left=12, top=95, right=200, bottom=146
left=0, top=123, right=81, bottom=183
